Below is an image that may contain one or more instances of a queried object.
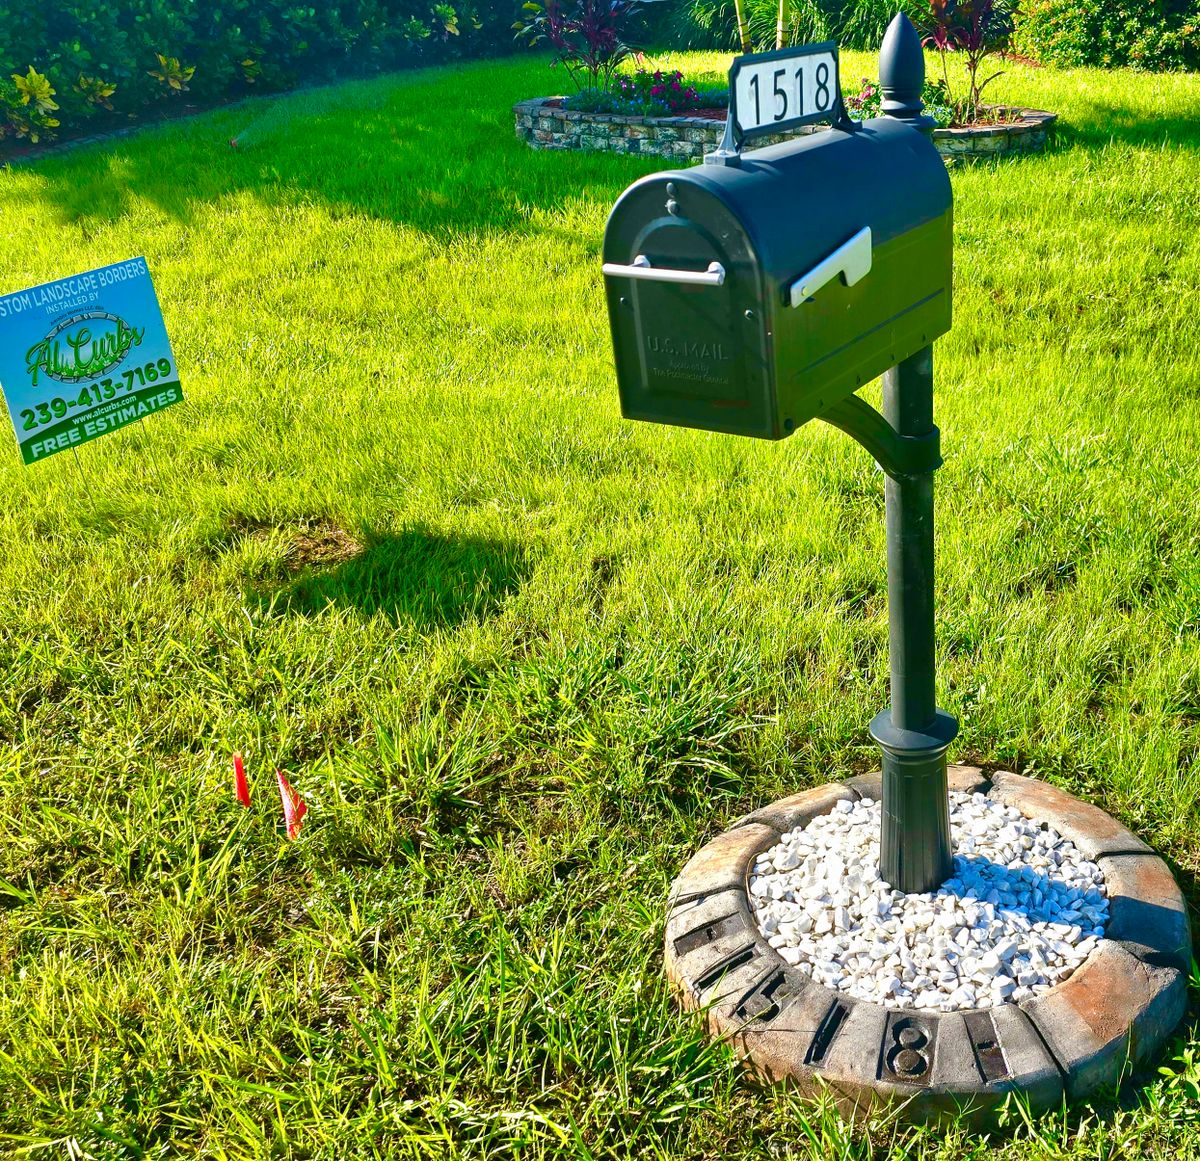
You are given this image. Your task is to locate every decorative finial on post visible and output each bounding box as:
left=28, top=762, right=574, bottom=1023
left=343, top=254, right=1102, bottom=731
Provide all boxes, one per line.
left=879, top=12, right=932, bottom=129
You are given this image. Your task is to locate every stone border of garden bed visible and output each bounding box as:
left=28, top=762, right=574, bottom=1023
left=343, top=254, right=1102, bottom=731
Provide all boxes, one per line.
left=664, top=766, right=1189, bottom=1124
left=513, top=99, right=1055, bottom=164
left=934, top=107, right=1057, bottom=159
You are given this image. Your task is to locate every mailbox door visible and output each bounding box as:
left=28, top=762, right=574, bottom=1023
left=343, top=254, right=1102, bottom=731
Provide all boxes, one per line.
left=604, top=181, right=776, bottom=439
left=773, top=210, right=953, bottom=429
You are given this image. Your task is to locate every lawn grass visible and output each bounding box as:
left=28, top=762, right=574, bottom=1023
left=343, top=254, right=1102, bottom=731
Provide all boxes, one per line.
left=0, top=47, right=1198, bottom=1158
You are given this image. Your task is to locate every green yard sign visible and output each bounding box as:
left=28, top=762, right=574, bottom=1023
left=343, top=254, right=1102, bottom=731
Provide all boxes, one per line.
left=0, top=258, right=182, bottom=465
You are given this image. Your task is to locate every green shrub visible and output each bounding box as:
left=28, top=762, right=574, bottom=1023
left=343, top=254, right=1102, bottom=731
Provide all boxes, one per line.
left=1013, top=0, right=1200, bottom=70
left=0, top=0, right=517, bottom=148
left=652, top=0, right=927, bottom=52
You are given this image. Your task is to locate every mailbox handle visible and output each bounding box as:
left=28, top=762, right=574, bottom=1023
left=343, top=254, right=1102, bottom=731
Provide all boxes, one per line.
left=788, top=227, right=873, bottom=307
left=601, top=255, right=726, bottom=287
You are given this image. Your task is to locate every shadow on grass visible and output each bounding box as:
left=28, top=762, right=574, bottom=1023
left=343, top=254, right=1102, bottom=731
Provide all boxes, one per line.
left=22, top=55, right=1200, bottom=243
left=1055, top=103, right=1200, bottom=152
left=267, top=526, right=529, bottom=627
left=22, top=60, right=663, bottom=239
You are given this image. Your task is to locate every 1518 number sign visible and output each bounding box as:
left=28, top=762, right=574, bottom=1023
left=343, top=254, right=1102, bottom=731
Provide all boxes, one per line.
left=729, top=42, right=840, bottom=144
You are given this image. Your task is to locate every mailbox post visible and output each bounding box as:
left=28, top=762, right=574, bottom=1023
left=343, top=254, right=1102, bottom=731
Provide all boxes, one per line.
left=602, top=13, right=957, bottom=894
left=871, top=348, right=956, bottom=893
left=870, top=14, right=956, bottom=894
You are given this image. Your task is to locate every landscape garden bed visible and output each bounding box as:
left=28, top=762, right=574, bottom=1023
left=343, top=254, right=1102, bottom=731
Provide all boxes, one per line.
left=514, top=97, right=1056, bottom=163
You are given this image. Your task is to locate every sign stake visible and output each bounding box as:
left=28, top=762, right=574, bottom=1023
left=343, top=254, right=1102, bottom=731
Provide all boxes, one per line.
left=69, top=445, right=88, bottom=488
left=68, top=445, right=100, bottom=518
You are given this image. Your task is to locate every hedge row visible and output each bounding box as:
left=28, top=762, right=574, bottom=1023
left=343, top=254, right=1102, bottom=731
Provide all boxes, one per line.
left=0, top=0, right=517, bottom=149
left=651, top=0, right=928, bottom=55
left=654, top=0, right=1200, bottom=69
left=1013, top=0, right=1200, bottom=70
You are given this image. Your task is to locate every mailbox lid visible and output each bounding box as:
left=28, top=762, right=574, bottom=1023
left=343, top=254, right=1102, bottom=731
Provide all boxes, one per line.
left=688, top=117, right=953, bottom=431
left=602, top=177, right=777, bottom=439
left=774, top=208, right=952, bottom=429
left=699, top=116, right=952, bottom=288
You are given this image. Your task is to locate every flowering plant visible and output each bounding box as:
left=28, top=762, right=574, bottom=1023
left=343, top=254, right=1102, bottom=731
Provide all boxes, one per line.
left=563, top=69, right=725, bottom=115
left=844, top=76, right=954, bottom=128
left=613, top=69, right=704, bottom=113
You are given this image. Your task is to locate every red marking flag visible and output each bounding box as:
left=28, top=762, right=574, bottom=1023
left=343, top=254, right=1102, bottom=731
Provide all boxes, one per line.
left=276, top=770, right=307, bottom=840
left=233, top=753, right=251, bottom=807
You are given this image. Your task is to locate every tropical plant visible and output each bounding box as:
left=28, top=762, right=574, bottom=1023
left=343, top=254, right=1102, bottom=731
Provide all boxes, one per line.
left=734, top=0, right=753, bottom=50
left=76, top=74, right=118, bottom=110
left=434, top=3, right=464, bottom=34
left=148, top=53, right=196, bottom=94
left=2, top=67, right=60, bottom=143
left=923, top=0, right=1013, bottom=123
left=838, top=0, right=925, bottom=47
left=650, top=0, right=924, bottom=53
left=516, top=0, right=642, bottom=90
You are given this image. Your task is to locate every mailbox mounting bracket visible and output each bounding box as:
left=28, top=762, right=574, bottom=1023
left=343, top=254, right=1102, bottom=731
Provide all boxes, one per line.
left=819, top=393, right=942, bottom=480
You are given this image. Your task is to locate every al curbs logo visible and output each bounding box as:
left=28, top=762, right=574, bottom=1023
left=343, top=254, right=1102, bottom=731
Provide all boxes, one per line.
left=25, top=310, right=145, bottom=386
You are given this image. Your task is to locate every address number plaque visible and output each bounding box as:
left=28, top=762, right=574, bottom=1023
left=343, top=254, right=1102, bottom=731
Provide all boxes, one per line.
left=728, top=41, right=841, bottom=145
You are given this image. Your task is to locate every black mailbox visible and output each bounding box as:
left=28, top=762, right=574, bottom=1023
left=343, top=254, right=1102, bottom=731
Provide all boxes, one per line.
left=602, top=116, right=952, bottom=440
left=603, top=16, right=968, bottom=900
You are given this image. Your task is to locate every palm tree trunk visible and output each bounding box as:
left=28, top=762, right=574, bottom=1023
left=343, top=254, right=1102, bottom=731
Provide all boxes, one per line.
left=776, top=0, right=786, bottom=49
left=733, top=0, right=752, bottom=53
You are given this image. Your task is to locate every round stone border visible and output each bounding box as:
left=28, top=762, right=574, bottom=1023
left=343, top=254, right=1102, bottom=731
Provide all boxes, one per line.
left=665, top=767, right=1191, bottom=1123
left=513, top=99, right=1055, bottom=165
left=933, top=108, right=1056, bottom=160
left=512, top=97, right=808, bottom=165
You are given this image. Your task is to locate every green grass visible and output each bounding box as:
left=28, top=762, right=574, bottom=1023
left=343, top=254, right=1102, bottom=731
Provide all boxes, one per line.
left=0, top=49, right=1199, bottom=1157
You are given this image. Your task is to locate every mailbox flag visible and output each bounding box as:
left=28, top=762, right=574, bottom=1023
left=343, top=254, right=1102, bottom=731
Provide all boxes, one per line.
left=276, top=769, right=307, bottom=840
left=233, top=753, right=251, bottom=807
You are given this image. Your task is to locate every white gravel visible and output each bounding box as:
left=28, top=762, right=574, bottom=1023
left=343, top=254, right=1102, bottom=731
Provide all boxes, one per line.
left=749, top=791, right=1108, bottom=1011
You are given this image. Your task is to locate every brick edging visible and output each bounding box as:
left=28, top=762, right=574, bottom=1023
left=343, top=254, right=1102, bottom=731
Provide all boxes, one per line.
left=664, top=768, right=1189, bottom=1123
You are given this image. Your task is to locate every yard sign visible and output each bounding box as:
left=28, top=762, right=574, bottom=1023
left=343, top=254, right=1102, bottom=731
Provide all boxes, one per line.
left=0, top=258, right=182, bottom=465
